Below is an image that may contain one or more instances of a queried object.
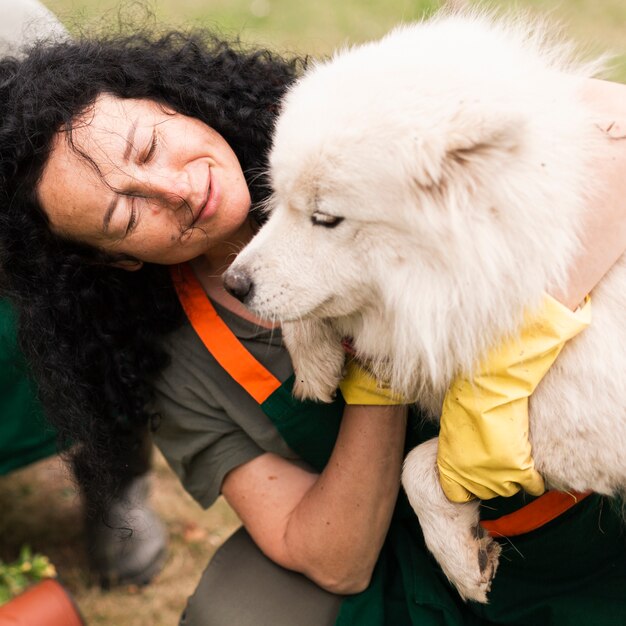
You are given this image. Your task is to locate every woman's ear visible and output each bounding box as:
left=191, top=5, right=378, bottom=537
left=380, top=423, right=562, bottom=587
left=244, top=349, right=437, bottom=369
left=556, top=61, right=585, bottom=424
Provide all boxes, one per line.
left=110, top=258, right=144, bottom=272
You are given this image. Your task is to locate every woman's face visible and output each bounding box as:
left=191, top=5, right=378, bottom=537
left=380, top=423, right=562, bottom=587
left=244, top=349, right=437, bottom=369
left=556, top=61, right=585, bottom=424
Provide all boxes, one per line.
left=37, top=94, right=252, bottom=265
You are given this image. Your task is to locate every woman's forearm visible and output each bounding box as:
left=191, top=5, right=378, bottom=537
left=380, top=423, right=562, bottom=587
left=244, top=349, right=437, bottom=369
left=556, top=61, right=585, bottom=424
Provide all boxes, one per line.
left=283, top=404, right=407, bottom=593
left=223, top=404, right=407, bottom=594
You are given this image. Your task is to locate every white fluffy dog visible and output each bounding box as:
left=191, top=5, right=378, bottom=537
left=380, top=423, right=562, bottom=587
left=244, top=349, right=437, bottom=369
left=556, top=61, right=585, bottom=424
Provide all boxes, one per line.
left=224, top=10, right=626, bottom=602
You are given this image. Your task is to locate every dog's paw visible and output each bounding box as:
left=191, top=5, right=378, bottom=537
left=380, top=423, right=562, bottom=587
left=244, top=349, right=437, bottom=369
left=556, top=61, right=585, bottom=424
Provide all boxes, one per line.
left=420, top=512, right=501, bottom=604
left=402, top=439, right=500, bottom=604
left=450, top=524, right=501, bottom=603
left=476, top=527, right=500, bottom=584
left=284, top=319, right=345, bottom=403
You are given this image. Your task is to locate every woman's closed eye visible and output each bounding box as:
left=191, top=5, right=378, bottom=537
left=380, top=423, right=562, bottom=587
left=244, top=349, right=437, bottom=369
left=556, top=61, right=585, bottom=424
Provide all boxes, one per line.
left=119, top=129, right=159, bottom=237
left=125, top=197, right=139, bottom=237
left=142, top=129, right=159, bottom=164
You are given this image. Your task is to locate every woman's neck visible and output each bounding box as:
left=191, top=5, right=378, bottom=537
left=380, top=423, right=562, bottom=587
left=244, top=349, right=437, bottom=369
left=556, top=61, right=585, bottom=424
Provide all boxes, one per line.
left=200, top=216, right=257, bottom=271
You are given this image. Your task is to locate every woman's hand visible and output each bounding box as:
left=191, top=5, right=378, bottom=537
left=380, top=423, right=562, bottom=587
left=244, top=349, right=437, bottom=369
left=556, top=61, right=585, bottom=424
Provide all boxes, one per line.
left=338, top=358, right=408, bottom=405
left=222, top=404, right=407, bottom=594
left=437, top=294, right=591, bottom=502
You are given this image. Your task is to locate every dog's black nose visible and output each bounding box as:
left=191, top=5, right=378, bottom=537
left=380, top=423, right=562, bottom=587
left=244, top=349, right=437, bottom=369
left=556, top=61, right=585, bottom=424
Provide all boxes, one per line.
left=223, top=269, right=253, bottom=302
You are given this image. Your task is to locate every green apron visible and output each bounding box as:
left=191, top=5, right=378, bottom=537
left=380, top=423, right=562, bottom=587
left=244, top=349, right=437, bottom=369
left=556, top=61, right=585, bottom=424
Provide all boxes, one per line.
left=263, top=379, right=626, bottom=626
left=173, top=263, right=626, bottom=626
left=0, top=299, right=58, bottom=475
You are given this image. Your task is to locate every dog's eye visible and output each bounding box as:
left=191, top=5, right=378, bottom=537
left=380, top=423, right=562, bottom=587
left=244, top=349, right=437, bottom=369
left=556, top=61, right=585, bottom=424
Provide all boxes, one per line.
left=311, top=211, right=344, bottom=228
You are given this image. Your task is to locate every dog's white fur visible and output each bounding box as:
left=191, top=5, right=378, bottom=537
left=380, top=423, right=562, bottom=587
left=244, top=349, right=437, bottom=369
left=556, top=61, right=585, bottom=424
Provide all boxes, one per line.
left=225, top=10, right=626, bottom=602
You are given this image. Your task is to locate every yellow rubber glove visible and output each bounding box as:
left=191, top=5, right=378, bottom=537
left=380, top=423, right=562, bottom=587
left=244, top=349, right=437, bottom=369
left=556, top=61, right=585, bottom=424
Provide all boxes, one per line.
left=339, top=359, right=407, bottom=405
left=437, top=294, right=591, bottom=503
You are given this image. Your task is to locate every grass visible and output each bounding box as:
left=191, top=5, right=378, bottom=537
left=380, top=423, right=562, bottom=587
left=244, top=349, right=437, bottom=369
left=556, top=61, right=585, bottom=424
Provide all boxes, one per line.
left=3, top=1, right=626, bottom=624
left=42, top=0, right=626, bottom=78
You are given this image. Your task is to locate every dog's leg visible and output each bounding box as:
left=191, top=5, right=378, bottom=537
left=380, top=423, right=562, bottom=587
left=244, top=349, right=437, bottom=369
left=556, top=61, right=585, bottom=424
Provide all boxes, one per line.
left=283, top=319, right=345, bottom=403
left=402, top=438, right=500, bottom=603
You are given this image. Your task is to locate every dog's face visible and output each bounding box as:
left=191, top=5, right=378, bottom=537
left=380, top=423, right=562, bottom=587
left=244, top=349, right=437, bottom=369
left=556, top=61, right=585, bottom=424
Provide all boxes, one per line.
left=226, top=60, right=523, bottom=325
left=228, top=130, right=432, bottom=322
left=225, top=17, right=590, bottom=348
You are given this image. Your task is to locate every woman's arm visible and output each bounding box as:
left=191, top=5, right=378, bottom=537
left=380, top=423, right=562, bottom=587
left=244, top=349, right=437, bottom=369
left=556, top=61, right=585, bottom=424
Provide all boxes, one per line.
left=222, top=404, right=407, bottom=594
left=437, top=79, right=626, bottom=502
left=551, top=79, right=626, bottom=310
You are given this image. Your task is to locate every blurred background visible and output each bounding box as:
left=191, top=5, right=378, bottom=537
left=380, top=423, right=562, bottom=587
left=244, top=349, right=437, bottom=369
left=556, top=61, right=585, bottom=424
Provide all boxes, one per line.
left=0, top=1, right=624, bottom=625
left=42, top=0, right=626, bottom=78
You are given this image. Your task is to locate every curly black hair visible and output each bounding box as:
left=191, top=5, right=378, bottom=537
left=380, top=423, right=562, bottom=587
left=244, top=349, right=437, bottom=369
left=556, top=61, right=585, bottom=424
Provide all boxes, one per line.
left=0, top=30, right=301, bottom=506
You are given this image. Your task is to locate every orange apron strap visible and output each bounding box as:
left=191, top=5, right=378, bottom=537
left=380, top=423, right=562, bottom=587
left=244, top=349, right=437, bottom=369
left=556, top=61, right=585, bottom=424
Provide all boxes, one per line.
left=480, top=489, right=593, bottom=538
left=170, top=263, right=282, bottom=404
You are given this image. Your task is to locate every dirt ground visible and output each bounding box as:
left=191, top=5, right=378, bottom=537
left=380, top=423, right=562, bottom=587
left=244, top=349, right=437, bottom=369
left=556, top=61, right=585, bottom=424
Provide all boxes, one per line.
left=0, top=449, right=240, bottom=626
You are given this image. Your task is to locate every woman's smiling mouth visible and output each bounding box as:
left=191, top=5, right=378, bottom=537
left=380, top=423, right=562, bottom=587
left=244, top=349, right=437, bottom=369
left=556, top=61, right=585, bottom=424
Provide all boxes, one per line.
left=192, top=167, right=220, bottom=226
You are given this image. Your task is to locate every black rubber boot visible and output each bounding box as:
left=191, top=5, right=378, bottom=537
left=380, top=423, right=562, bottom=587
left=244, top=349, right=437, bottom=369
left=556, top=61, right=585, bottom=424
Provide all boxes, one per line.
left=85, top=473, right=168, bottom=589
left=83, top=429, right=168, bottom=588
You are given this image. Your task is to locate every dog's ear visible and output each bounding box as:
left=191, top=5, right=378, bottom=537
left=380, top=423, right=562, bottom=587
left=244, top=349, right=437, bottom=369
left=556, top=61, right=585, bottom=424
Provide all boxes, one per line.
left=412, top=112, right=525, bottom=188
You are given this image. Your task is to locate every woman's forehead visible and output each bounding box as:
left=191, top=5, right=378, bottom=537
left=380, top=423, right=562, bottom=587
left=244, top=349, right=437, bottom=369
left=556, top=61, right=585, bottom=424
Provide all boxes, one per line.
left=69, top=94, right=166, bottom=151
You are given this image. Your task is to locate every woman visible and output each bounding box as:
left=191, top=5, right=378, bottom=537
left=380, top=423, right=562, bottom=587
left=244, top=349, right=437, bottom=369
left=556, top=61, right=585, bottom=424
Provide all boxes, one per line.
left=0, top=22, right=625, bottom=626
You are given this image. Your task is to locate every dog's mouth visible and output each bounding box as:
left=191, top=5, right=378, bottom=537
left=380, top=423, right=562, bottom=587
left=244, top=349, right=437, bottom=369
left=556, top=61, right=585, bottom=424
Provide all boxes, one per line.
left=248, top=292, right=343, bottom=323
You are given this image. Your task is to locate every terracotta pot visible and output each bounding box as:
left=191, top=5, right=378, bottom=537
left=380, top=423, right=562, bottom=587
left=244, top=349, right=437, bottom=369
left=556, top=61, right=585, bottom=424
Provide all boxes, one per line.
left=0, top=579, right=85, bottom=626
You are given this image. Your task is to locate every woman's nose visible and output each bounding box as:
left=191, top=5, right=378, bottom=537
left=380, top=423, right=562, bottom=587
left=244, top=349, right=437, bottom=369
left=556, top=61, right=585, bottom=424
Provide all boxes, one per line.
left=144, top=170, right=192, bottom=206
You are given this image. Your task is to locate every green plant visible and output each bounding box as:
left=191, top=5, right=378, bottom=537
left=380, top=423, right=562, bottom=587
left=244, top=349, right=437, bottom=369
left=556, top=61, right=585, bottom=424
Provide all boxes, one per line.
left=0, top=545, right=57, bottom=605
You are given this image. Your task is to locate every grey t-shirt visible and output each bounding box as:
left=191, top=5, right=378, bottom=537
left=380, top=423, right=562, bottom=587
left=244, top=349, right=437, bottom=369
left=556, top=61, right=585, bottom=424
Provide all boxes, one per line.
left=152, top=299, right=300, bottom=508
